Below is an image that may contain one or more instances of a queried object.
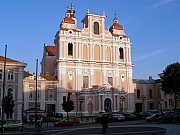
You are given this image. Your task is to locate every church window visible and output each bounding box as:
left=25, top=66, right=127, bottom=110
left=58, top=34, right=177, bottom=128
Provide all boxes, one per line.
left=68, top=43, right=73, bottom=55
left=83, top=76, right=89, bottom=88
left=94, top=22, right=99, bottom=34
left=137, top=89, right=140, bottom=98
left=119, top=48, right=124, bottom=59
left=108, top=77, right=113, bottom=86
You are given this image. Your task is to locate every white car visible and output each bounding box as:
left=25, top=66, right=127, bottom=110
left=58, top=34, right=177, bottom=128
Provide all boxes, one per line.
left=112, top=114, right=125, bottom=121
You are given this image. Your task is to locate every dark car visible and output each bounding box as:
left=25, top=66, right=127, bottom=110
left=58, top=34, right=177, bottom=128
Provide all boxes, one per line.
left=132, top=112, right=144, bottom=120
left=157, top=111, right=180, bottom=123
left=95, top=113, right=113, bottom=123
left=123, top=113, right=136, bottom=121
left=55, top=112, right=63, bottom=118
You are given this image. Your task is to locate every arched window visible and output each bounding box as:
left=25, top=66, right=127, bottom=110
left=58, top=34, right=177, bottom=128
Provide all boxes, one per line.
left=149, top=89, right=153, bottom=98
left=68, top=43, right=73, bottom=55
left=29, top=88, right=33, bottom=99
left=94, top=22, right=99, bottom=34
left=137, top=89, right=140, bottom=98
left=119, top=48, right=124, bottom=59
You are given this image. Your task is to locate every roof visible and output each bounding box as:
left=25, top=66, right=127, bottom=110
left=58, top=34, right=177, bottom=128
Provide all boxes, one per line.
left=133, top=79, right=155, bottom=84
left=41, top=75, right=58, bottom=81
left=0, top=56, right=22, bottom=63
left=63, top=17, right=75, bottom=24
left=0, top=56, right=27, bottom=67
left=112, top=23, right=123, bottom=30
left=23, top=71, right=32, bottom=78
left=45, top=45, right=55, bottom=56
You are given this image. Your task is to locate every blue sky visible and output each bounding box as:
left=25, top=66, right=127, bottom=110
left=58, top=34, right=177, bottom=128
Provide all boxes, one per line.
left=0, top=0, right=180, bottom=79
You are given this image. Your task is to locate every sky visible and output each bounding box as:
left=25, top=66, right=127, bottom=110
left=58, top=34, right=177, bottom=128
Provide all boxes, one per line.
left=0, top=0, right=180, bottom=80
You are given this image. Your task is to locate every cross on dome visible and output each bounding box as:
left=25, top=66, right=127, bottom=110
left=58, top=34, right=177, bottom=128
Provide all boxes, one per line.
left=67, top=3, right=74, bottom=10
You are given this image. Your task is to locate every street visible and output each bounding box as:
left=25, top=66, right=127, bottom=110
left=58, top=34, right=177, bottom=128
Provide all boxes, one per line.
left=3, top=120, right=180, bottom=135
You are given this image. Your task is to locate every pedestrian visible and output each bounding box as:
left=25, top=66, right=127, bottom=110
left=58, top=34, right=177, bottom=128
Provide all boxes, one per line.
left=100, top=114, right=108, bottom=134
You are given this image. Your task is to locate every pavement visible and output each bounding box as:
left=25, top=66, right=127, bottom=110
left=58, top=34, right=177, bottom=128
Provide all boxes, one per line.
left=23, top=121, right=180, bottom=135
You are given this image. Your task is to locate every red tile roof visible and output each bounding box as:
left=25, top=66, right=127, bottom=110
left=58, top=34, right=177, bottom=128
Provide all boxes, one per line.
left=64, top=17, right=75, bottom=24
left=23, top=71, right=32, bottom=78
left=41, top=75, right=58, bottom=81
left=46, top=46, right=55, bottom=56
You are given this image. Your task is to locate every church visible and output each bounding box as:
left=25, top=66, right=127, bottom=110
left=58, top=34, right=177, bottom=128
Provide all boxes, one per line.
left=40, top=5, right=134, bottom=116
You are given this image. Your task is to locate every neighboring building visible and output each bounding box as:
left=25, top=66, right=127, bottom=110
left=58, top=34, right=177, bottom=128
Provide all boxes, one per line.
left=0, top=56, right=27, bottom=120
left=133, top=77, right=159, bottom=112
left=23, top=71, right=58, bottom=120
left=41, top=6, right=134, bottom=116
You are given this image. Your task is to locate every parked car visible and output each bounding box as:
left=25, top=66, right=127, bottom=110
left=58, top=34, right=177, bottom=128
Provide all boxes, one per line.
left=95, top=113, right=113, bottom=123
left=123, top=113, right=136, bottom=121
left=157, top=111, right=180, bottom=123
left=2, top=120, right=24, bottom=131
left=146, top=113, right=161, bottom=122
left=147, top=109, right=162, bottom=115
left=55, top=112, right=63, bottom=118
left=132, top=112, right=144, bottom=120
left=112, top=113, right=125, bottom=121
left=53, top=118, right=80, bottom=127
left=139, top=112, right=152, bottom=119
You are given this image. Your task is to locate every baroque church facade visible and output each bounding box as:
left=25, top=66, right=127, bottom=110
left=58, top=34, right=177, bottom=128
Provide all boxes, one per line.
left=1, top=6, right=178, bottom=121
left=41, top=6, right=134, bottom=116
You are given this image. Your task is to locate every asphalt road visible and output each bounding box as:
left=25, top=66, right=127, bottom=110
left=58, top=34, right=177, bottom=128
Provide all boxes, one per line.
left=2, top=120, right=174, bottom=135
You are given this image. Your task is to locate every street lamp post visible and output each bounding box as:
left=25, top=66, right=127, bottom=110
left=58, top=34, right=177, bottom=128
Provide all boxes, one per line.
left=141, top=95, right=146, bottom=112
left=120, top=88, right=126, bottom=113
left=78, top=96, right=85, bottom=121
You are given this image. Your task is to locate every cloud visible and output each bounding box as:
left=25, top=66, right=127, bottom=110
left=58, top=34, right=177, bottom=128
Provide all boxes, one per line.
left=147, top=0, right=175, bottom=10
left=133, top=50, right=165, bottom=62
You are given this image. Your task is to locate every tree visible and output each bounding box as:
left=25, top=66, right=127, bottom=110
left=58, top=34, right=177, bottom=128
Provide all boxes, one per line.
left=61, top=92, right=74, bottom=118
left=4, top=91, right=15, bottom=119
left=159, top=62, right=180, bottom=110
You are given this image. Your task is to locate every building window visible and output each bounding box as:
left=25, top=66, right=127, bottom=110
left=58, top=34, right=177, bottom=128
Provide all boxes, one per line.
left=0, top=70, right=2, bottom=80
left=94, top=22, right=99, bottom=34
left=48, top=89, right=54, bottom=99
left=29, top=89, right=33, bottom=100
left=169, top=99, right=174, bottom=107
left=119, top=48, right=124, bottom=59
left=37, top=89, right=40, bottom=100
left=83, top=76, right=89, bottom=88
left=164, top=101, right=167, bottom=108
left=157, top=89, right=161, bottom=98
left=149, top=89, right=153, bottom=98
left=0, top=88, right=1, bottom=99
left=68, top=43, right=73, bottom=55
left=108, top=77, right=113, bottom=86
left=137, top=89, right=140, bottom=98
left=7, top=70, right=14, bottom=80
left=149, top=103, right=154, bottom=109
